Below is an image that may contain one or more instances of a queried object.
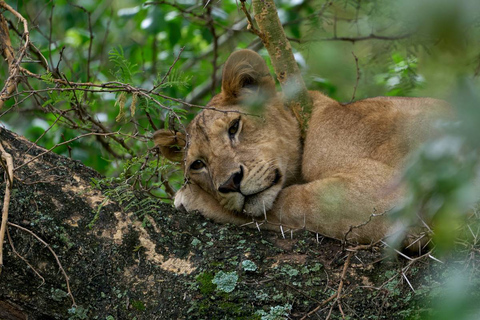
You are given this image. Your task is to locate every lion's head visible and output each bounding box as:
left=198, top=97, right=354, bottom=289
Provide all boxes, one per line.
left=154, top=50, right=302, bottom=217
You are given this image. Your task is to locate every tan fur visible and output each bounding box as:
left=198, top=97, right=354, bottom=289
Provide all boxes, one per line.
left=154, top=49, right=449, bottom=244
left=153, top=130, right=186, bottom=162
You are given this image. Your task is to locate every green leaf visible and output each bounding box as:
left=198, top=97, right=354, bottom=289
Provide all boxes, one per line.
left=40, top=72, right=54, bottom=84
left=108, top=47, right=138, bottom=83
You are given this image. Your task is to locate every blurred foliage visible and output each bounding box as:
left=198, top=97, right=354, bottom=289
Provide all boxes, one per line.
left=1, top=0, right=480, bottom=318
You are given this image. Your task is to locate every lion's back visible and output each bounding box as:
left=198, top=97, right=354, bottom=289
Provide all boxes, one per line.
left=302, top=94, right=448, bottom=181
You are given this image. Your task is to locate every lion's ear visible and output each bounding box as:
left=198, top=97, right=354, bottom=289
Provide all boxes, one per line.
left=221, top=49, right=276, bottom=104
left=153, top=129, right=186, bottom=162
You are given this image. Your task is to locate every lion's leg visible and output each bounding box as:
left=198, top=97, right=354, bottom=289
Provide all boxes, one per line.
left=265, top=163, right=401, bottom=244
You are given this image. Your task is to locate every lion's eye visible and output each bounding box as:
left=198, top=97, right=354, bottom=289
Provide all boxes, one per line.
left=190, top=160, right=205, bottom=170
left=228, top=119, right=240, bottom=137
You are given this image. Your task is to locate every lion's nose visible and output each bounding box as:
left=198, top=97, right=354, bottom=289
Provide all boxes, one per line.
left=218, top=167, right=243, bottom=193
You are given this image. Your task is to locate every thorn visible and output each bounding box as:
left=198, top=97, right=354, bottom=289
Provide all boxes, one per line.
left=255, top=221, right=261, bottom=232
left=467, top=225, right=475, bottom=238
left=263, top=201, right=268, bottom=221
left=240, top=220, right=255, bottom=228
left=422, top=238, right=432, bottom=250
left=405, top=234, right=425, bottom=249
left=380, top=240, right=412, bottom=261
left=428, top=254, right=444, bottom=264
left=402, top=272, right=415, bottom=292
left=280, top=225, right=285, bottom=239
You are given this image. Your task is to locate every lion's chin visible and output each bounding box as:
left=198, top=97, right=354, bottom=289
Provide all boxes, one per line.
left=220, top=182, right=282, bottom=217
left=241, top=185, right=281, bottom=218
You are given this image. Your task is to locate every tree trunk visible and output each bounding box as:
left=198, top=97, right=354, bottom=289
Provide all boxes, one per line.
left=0, top=128, right=442, bottom=319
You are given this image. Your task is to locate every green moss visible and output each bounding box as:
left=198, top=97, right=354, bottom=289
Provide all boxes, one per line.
left=217, top=301, right=260, bottom=319
left=196, top=272, right=216, bottom=295
left=131, top=300, right=146, bottom=311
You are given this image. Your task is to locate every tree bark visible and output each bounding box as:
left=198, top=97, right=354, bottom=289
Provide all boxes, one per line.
left=0, top=128, right=441, bottom=319
left=251, top=0, right=312, bottom=134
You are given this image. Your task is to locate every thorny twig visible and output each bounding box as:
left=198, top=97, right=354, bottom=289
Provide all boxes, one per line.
left=342, top=208, right=390, bottom=248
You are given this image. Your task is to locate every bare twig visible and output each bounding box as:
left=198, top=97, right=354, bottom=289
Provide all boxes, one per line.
left=0, top=141, right=13, bottom=275
left=150, top=46, right=185, bottom=93
left=239, top=0, right=264, bottom=39
left=0, top=1, right=31, bottom=109
left=300, top=293, right=338, bottom=319
left=70, top=4, right=94, bottom=83
left=474, top=54, right=480, bottom=78
left=0, top=11, right=18, bottom=108
left=350, top=51, right=360, bottom=103
left=342, top=208, right=391, bottom=248
left=284, top=0, right=333, bottom=27
left=288, top=33, right=412, bottom=44
left=205, top=1, right=219, bottom=96
left=8, top=222, right=76, bottom=307
left=14, top=132, right=120, bottom=171
left=6, top=228, right=45, bottom=285
left=47, top=4, right=54, bottom=68
left=5, top=18, right=49, bottom=70
left=144, top=1, right=204, bottom=20
left=326, top=251, right=353, bottom=320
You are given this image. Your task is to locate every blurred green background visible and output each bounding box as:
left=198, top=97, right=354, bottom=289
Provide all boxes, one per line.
left=1, top=0, right=478, bottom=178
left=1, top=0, right=479, bottom=318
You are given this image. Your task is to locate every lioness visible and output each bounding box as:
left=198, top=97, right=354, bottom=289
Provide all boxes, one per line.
left=154, top=49, right=447, bottom=245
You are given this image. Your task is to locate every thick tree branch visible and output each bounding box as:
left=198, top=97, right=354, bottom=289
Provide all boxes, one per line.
left=248, top=0, right=312, bottom=137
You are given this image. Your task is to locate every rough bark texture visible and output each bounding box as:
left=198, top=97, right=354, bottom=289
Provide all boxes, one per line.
left=252, top=0, right=312, bottom=132
left=0, top=128, right=465, bottom=319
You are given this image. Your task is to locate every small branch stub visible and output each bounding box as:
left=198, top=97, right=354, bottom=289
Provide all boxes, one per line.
left=240, top=0, right=264, bottom=39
